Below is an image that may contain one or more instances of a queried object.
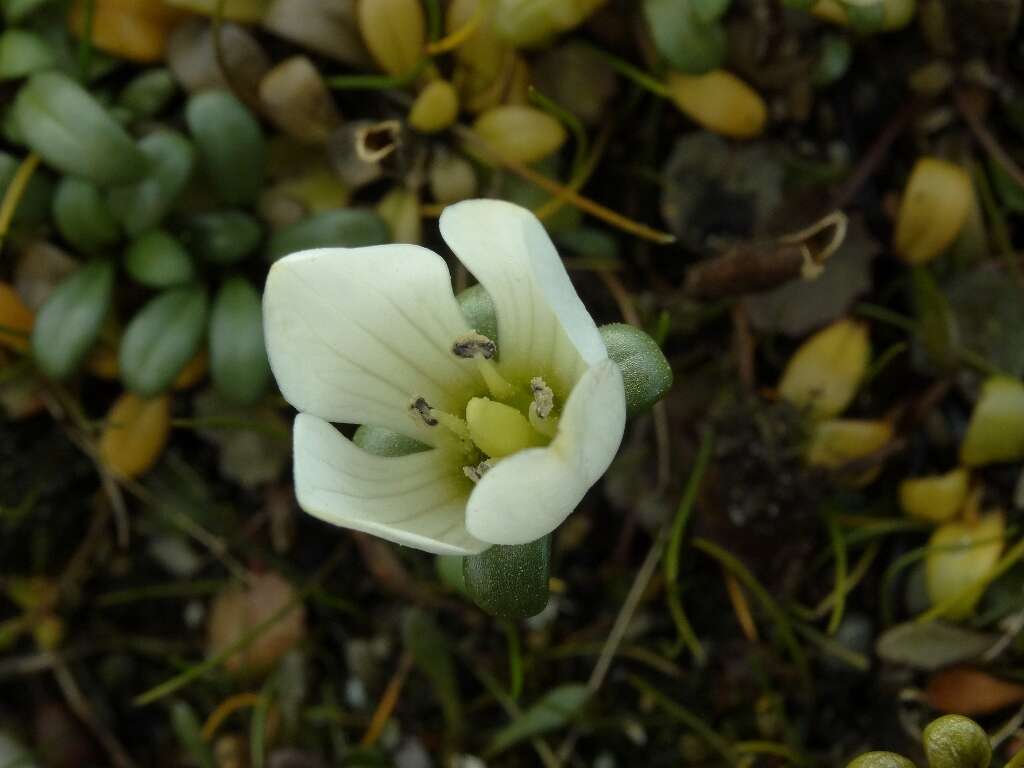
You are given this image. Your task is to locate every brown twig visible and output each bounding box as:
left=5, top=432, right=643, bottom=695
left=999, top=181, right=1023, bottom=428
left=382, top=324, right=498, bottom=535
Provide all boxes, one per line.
left=54, top=656, right=139, bottom=768
left=955, top=87, right=1024, bottom=191
left=829, top=99, right=920, bottom=212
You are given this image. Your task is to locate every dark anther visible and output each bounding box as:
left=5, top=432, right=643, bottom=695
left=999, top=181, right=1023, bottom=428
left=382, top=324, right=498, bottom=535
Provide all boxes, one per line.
left=410, top=396, right=438, bottom=426
left=452, top=332, right=496, bottom=360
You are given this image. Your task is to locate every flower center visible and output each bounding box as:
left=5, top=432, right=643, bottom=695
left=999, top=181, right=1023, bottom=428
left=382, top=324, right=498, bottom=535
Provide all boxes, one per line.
left=407, top=332, right=561, bottom=480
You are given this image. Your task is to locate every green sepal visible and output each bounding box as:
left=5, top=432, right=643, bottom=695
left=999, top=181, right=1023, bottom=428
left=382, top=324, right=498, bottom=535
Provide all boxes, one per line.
left=31, top=259, right=114, bottom=380
left=599, top=323, right=673, bottom=418
left=352, top=424, right=429, bottom=457
left=119, top=284, right=209, bottom=396
left=209, top=277, right=271, bottom=406
left=845, top=753, right=916, bottom=768
left=463, top=536, right=551, bottom=619
left=922, top=714, right=991, bottom=768
left=265, top=209, right=390, bottom=262
left=455, top=283, right=498, bottom=342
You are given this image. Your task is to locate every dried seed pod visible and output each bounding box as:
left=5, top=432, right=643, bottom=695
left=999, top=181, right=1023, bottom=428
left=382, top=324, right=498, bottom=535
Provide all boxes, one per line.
left=326, top=120, right=400, bottom=190
left=429, top=149, right=477, bottom=204
left=98, top=392, right=171, bottom=478
left=926, top=511, right=1004, bottom=620
left=0, top=282, right=33, bottom=353
left=262, top=0, right=370, bottom=67
left=778, top=319, right=870, bottom=420
left=207, top=571, right=306, bottom=677
left=167, top=19, right=270, bottom=102
left=894, top=157, right=971, bottom=264
left=926, top=667, right=1024, bottom=715
left=357, top=0, right=425, bottom=77
left=409, top=79, right=459, bottom=134
left=259, top=56, right=340, bottom=144
left=666, top=70, right=767, bottom=139
left=960, top=376, right=1024, bottom=466
left=68, top=0, right=187, bottom=63
left=471, top=104, right=567, bottom=164
left=805, top=418, right=893, bottom=485
left=899, top=468, right=969, bottom=523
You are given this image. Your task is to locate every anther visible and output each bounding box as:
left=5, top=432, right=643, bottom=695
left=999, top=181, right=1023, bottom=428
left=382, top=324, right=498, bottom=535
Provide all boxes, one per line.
left=530, top=377, right=554, bottom=419
left=463, top=459, right=493, bottom=483
left=452, top=332, right=497, bottom=360
left=410, top=396, right=438, bottom=426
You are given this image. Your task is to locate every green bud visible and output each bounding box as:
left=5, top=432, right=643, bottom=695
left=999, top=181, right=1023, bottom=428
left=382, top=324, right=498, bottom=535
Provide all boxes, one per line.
left=845, top=753, right=916, bottom=768
left=600, top=323, right=673, bottom=418
left=119, top=285, right=209, bottom=396
left=464, top=535, right=551, bottom=619
left=14, top=71, right=147, bottom=186
left=923, top=715, right=991, bottom=768
left=32, top=259, right=115, bottom=380
left=266, top=209, right=389, bottom=262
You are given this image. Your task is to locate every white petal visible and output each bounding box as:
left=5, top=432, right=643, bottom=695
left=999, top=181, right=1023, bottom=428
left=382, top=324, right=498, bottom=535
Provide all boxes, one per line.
left=264, top=245, right=480, bottom=445
left=293, top=413, right=487, bottom=555
left=439, top=200, right=606, bottom=394
left=466, top=359, right=625, bottom=545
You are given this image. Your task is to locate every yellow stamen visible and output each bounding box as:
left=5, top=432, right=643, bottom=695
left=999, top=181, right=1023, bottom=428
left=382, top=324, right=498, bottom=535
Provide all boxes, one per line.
left=466, top=397, right=541, bottom=458
left=529, top=403, right=559, bottom=438
left=476, top=358, right=516, bottom=401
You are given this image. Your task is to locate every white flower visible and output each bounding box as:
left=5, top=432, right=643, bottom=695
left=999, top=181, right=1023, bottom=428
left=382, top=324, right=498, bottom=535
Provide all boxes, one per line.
left=263, top=199, right=626, bottom=555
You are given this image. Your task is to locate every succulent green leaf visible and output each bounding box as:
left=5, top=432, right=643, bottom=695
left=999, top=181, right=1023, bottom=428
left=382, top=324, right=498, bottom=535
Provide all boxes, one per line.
left=185, top=90, right=265, bottom=207
left=117, top=68, right=177, bottom=121
left=52, top=177, right=120, bottom=254
left=923, top=714, right=991, bottom=768
left=266, top=209, right=389, bottom=262
left=124, top=230, right=196, bottom=288
left=13, top=71, right=147, bottom=186
left=31, top=259, right=114, bottom=380
left=119, top=285, right=209, bottom=396
left=600, top=323, right=673, bottom=417
left=184, top=211, right=264, bottom=265
left=0, top=30, right=56, bottom=80
left=464, top=536, right=551, bottom=619
left=107, top=129, right=196, bottom=237
left=486, top=684, right=589, bottom=757
left=170, top=700, right=215, bottom=768
left=209, top=277, right=271, bottom=406
left=642, top=0, right=726, bottom=74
